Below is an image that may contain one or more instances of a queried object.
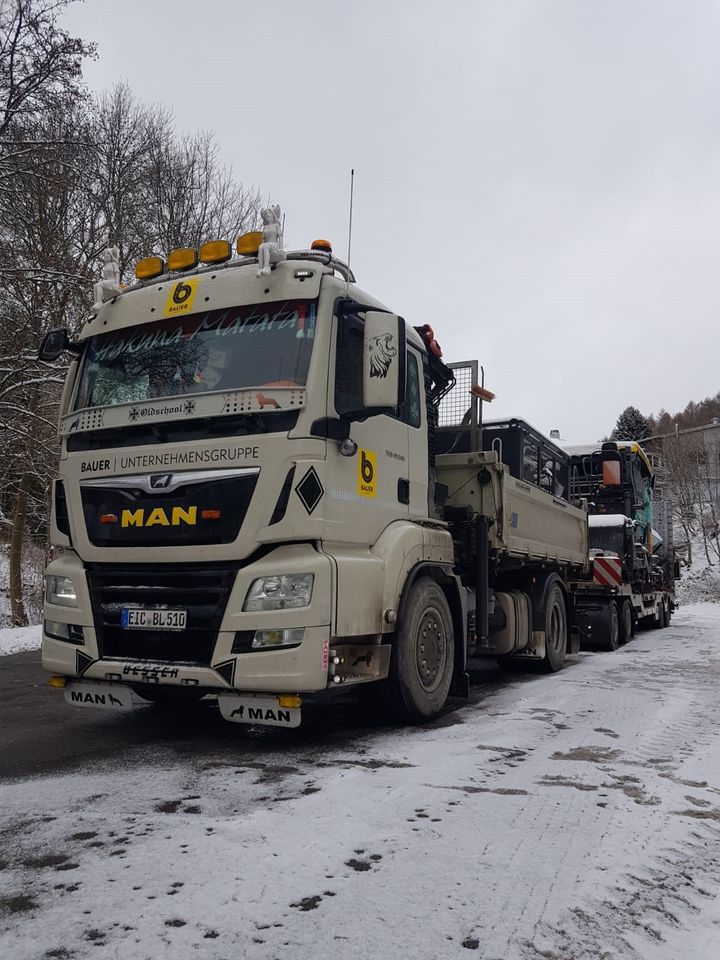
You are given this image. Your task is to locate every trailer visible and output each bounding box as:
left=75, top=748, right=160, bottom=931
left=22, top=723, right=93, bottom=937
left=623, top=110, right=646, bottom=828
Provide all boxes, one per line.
left=566, top=441, right=676, bottom=649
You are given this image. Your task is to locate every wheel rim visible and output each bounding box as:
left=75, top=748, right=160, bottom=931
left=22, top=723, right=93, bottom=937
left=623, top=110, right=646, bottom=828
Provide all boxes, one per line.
left=547, top=599, right=565, bottom=655
left=415, top=605, right=448, bottom=693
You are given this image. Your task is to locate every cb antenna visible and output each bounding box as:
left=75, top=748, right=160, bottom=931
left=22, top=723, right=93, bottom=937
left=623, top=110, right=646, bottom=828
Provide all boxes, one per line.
left=346, top=168, right=355, bottom=296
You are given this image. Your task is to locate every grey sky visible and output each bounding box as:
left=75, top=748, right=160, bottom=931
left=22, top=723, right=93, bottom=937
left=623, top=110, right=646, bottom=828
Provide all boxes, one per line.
left=64, top=0, right=720, bottom=441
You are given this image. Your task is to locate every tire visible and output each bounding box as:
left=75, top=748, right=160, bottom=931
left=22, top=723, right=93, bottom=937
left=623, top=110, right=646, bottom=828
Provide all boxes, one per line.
left=650, top=602, right=663, bottom=629
left=131, top=685, right=206, bottom=708
left=597, top=602, right=620, bottom=651
left=542, top=583, right=568, bottom=672
left=388, top=577, right=455, bottom=722
left=618, top=600, right=633, bottom=645
left=661, top=598, right=671, bottom=628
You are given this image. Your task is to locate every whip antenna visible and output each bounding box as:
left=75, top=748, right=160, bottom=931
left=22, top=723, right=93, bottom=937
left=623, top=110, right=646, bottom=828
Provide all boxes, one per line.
left=346, top=168, right=354, bottom=296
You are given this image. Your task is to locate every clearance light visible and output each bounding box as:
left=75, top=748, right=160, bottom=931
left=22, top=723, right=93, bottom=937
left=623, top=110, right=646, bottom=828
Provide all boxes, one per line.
left=48, top=676, right=67, bottom=688
left=168, top=247, right=199, bottom=272
left=135, top=256, right=165, bottom=280
left=311, top=239, right=332, bottom=252
left=278, top=694, right=302, bottom=709
left=236, top=231, right=263, bottom=256
left=201, top=509, right=221, bottom=521
left=100, top=513, right=118, bottom=524
left=200, top=239, right=232, bottom=264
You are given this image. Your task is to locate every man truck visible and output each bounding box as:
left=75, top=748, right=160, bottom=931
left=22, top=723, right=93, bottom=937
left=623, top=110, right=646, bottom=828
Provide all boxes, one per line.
left=40, top=230, right=589, bottom=727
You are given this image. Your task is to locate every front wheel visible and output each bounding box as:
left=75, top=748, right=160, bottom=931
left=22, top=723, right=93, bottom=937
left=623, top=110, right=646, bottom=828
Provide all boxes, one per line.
left=542, top=583, right=568, bottom=672
left=389, top=577, right=455, bottom=722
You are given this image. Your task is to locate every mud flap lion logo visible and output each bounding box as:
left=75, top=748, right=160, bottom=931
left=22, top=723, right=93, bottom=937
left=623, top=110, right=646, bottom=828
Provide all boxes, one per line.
left=368, top=333, right=396, bottom=379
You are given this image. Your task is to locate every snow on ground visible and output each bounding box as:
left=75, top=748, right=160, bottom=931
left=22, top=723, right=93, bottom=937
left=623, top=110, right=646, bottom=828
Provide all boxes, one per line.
left=2, top=605, right=720, bottom=960
left=0, top=623, right=40, bottom=656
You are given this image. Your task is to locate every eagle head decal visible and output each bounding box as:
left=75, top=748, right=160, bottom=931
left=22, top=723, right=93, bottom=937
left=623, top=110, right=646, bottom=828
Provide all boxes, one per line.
left=368, top=333, right=397, bottom=379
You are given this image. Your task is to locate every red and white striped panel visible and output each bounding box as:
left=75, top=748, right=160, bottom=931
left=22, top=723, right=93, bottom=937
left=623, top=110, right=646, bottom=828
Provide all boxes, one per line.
left=593, top=556, right=623, bottom=587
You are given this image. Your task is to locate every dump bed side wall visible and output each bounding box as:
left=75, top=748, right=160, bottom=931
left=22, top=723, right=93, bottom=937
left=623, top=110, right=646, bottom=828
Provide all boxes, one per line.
left=437, top=452, right=588, bottom=569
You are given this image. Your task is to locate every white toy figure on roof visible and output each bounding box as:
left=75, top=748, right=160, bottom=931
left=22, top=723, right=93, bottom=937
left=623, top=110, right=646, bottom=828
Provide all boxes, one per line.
left=256, top=204, right=286, bottom=277
left=92, top=246, right=122, bottom=311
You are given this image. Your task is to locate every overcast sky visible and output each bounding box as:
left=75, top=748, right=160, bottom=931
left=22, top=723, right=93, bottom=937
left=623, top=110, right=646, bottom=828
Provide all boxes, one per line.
left=63, top=0, right=720, bottom=441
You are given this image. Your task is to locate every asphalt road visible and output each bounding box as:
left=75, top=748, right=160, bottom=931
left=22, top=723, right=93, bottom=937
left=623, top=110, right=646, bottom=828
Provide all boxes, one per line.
left=1, top=649, right=525, bottom=781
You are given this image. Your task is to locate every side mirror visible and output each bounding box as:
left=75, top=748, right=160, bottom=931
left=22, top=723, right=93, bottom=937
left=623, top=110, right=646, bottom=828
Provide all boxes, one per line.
left=362, top=312, right=406, bottom=413
left=38, top=328, right=81, bottom=361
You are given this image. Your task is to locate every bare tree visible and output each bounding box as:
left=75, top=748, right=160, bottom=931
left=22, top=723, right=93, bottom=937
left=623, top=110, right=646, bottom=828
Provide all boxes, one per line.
left=0, top=75, right=263, bottom=623
left=0, top=0, right=94, bottom=179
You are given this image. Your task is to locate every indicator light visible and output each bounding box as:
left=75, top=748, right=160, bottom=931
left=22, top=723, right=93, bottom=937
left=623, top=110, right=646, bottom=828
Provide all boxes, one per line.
left=48, top=676, right=67, bottom=688
left=201, top=509, right=221, bottom=520
left=100, top=513, right=118, bottom=524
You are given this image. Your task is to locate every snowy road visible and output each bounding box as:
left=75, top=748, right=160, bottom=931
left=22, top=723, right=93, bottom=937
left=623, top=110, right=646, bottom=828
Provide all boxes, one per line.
left=2, top=605, right=720, bottom=960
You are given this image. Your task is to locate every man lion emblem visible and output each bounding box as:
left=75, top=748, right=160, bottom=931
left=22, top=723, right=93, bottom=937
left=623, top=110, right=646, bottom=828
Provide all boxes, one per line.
left=368, top=333, right=396, bottom=379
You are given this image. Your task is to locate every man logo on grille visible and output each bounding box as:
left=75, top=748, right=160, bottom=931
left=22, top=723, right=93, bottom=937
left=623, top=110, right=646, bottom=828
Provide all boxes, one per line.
left=150, top=474, right=172, bottom=489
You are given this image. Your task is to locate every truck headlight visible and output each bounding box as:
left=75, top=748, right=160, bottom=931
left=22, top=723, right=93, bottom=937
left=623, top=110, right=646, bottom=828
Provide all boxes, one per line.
left=46, top=575, right=77, bottom=607
left=243, top=574, right=314, bottom=611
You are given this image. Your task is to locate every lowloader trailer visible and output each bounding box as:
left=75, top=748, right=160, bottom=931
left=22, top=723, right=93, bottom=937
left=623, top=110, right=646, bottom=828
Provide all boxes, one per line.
left=566, top=441, right=677, bottom=650
left=40, top=225, right=589, bottom=728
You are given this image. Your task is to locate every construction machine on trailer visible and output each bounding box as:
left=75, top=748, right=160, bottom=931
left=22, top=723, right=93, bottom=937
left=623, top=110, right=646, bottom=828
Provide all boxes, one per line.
left=566, top=441, right=677, bottom=650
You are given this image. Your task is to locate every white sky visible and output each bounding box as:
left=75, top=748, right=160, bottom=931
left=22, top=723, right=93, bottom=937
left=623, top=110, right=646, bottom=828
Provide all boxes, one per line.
left=63, top=0, right=720, bottom=441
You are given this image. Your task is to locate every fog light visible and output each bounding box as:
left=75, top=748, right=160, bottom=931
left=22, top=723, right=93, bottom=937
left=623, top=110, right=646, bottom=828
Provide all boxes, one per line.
left=44, top=620, right=84, bottom=644
left=252, top=628, right=304, bottom=649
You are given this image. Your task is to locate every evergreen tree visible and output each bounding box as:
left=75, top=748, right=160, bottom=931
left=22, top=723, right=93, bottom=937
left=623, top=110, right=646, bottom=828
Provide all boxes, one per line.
left=611, top=406, right=652, bottom=441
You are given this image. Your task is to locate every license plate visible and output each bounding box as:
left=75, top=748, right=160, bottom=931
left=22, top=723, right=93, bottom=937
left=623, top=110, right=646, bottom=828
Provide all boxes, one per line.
left=121, top=608, right=187, bottom=631
left=65, top=682, right=133, bottom=710
left=218, top=694, right=301, bottom=728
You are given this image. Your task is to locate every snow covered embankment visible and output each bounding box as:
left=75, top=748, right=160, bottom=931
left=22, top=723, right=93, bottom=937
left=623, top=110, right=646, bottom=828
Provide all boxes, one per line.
left=0, top=624, right=40, bottom=656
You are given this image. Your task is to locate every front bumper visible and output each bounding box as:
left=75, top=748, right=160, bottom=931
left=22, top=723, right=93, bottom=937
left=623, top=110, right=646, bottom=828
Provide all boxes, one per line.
left=42, top=544, right=333, bottom=693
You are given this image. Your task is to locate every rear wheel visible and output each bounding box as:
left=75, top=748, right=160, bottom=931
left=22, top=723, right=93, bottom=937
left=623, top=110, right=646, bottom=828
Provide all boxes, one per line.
left=619, top=600, right=633, bottom=644
left=388, top=577, right=454, bottom=722
left=661, top=598, right=671, bottom=628
left=542, top=584, right=568, bottom=672
left=596, top=602, right=620, bottom=651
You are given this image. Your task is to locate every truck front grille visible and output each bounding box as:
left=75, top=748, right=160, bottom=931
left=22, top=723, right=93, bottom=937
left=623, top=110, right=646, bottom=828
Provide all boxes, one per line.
left=87, top=563, right=238, bottom=666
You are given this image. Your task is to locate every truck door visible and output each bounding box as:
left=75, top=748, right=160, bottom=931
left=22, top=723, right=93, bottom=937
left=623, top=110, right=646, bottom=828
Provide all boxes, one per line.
left=325, top=310, right=410, bottom=545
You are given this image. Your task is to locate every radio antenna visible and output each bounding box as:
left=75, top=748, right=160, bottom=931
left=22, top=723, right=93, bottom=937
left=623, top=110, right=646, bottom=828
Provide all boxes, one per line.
left=346, top=168, right=355, bottom=295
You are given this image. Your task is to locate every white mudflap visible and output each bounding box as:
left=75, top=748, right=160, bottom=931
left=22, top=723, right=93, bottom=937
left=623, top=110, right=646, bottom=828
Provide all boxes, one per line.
left=65, top=681, right=133, bottom=710
left=218, top=693, right=301, bottom=728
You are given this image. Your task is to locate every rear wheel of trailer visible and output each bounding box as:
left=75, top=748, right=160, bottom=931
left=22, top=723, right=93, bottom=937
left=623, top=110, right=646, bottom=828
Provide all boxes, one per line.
left=619, top=599, right=634, bottom=645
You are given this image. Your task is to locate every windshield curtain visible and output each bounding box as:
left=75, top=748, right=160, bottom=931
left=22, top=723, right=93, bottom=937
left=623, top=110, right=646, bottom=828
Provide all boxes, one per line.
left=74, top=299, right=317, bottom=410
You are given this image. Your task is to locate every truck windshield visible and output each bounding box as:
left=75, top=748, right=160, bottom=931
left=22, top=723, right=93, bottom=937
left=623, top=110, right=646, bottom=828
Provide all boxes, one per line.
left=74, top=299, right=317, bottom=410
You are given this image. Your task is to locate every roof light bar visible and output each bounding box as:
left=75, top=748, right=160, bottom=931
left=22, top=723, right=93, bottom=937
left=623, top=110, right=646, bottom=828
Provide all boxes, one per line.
left=135, top=256, right=165, bottom=280
left=236, top=231, right=263, bottom=256
left=200, top=239, right=232, bottom=265
left=168, top=247, right=198, bottom=272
